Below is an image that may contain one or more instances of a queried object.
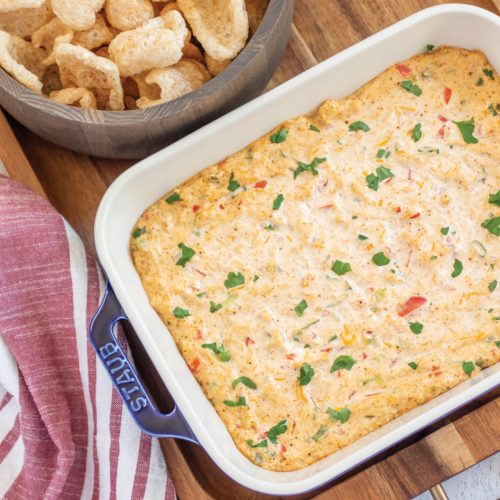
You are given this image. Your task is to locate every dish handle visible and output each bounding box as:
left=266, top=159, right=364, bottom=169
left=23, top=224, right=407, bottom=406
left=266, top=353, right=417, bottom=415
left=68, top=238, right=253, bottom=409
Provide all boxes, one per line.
left=89, top=282, right=199, bottom=444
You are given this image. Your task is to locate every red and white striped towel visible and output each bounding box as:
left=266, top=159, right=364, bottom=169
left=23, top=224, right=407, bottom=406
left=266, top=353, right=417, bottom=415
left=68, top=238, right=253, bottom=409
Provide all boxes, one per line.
left=0, top=176, right=175, bottom=500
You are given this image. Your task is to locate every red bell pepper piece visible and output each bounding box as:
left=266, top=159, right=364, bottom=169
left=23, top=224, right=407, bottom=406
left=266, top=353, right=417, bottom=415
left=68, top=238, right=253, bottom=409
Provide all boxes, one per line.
left=444, top=87, right=452, bottom=104
left=397, top=296, right=427, bottom=317
left=396, top=63, right=412, bottom=76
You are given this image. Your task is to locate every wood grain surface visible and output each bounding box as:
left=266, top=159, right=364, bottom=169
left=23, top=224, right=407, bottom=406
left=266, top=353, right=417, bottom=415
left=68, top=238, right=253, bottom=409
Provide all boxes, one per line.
left=1, top=1, right=499, bottom=498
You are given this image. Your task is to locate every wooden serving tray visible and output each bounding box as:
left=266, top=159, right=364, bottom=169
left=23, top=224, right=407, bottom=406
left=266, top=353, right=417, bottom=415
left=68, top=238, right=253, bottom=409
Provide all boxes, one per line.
left=1, top=1, right=499, bottom=498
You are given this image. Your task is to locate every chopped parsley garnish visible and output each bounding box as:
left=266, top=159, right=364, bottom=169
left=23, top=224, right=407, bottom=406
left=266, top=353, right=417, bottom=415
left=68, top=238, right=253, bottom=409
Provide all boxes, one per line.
left=366, top=173, right=379, bottom=191
left=418, top=147, right=440, bottom=154
left=295, top=299, right=308, bottom=317
left=263, top=223, right=276, bottom=231
left=201, top=343, right=231, bottom=362
left=176, top=242, right=195, bottom=267
left=488, top=104, right=498, bottom=116
left=253, top=274, right=259, bottom=282
left=372, top=251, right=390, bottom=266
left=483, top=68, right=494, bottom=80
left=267, top=420, right=288, bottom=444
left=482, top=216, right=500, bottom=236
left=232, top=376, right=257, bottom=390
left=196, top=292, right=206, bottom=298
left=409, top=322, right=423, bottom=334
left=408, top=362, right=418, bottom=370
left=310, top=124, right=320, bottom=132
left=327, top=407, right=351, bottom=423
left=273, top=193, right=284, bottom=210
left=223, top=396, right=246, bottom=407
left=488, top=280, right=497, bottom=292
left=293, top=157, right=327, bottom=179
left=451, top=258, right=463, bottom=278
left=496, top=341, right=500, bottom=348
left=425, top=44, right=435, bottom=52
left=209, top=301, right=222, bottom=313
left=312, top=425, right=328, bottom=442
left=330, top=355, right=356, bottom=373
left=270, top=127, right=288, bottom=143
left=431, top=255, right=438, bottom=260
left=358, top=234, right=368, bottom=240
left=462, top=361, right=474, bottom=375
left=400, top=80, right=422, bottom=96
left=298, top=363, right=315, bottom=386
left=224, top=271, right=245, bottom=289
left=476, top=77, right=484, bottom=86
left=366, top=166, right=394, bottom=191
left=453, top=118, right=478, bottom=144
left=440, top=226, right=449, bottom=235
left=132, top=227, right=145, bottom=239
left=348, top=121, right=370, bottom=132
left=376, top=148, right=390, bottom=159
left=331, top=259, right=352, bottom=276
left=329, top=335, right=338, bottom=342
left=173, top=307, right=191, bottom=319
left=166, top=192, right=181, bottom=204
left=227, top=172, right=240, bottom=192
left=376, top=166, right=394, bottom=181
left=411, top=123, right=422, bottom=142
left=247, top=439, right=267, bottom=448
left=489, top=191, right=500, bottom=206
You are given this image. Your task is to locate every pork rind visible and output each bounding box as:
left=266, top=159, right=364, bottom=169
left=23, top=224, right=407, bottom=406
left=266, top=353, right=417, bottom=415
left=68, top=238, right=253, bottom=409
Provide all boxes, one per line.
left=10, top=32, right=47, bottom=78
left=108, top=17, right=183, bottom=77
left=124, top=95, right=137, bottom=110
left=0, top=2, right=53, bottom=39
left=55, top=43, right=124, bottom=110
left=0, top=30, right=44, bottom=92
left=136, top=58, right=211, bottom=108
left=49, top=87, right=97, bottom=108
left=177, top=0, right=248, bottom=61
left=160, top=2, right=179, bottom=14
left=51, top=0, right=105, bottom=31
left=205, top=54, right=230, bottom=76
left=246, top=0, right=268, bottom=35
left=105, top=0, right=154, bottom=32
left=182, top=42, right=204, bottom=63
left=93, top=45, right=109, bottom=58
left=152, top=1, right=170, bottom=16
left=0, top=0, right=45, bottom=11
left=73, top=13, right=113, bottom=50
left=132, top=72, right=161, bottom=101
left=122, top=76, right=139, bottom=98
left=42, top=63, right=62, bottom=93
left=32, top=17, right=73, bottom=66
left=161, top=9, right=189, bottom=46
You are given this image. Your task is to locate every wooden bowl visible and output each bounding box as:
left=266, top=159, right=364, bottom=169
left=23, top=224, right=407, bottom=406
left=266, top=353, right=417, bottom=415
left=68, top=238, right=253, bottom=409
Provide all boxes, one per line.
left=0, top=1, right=293, bottom=159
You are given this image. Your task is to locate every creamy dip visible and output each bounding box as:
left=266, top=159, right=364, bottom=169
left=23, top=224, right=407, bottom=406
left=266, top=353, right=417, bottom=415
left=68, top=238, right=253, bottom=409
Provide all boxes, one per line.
left=131, top=46, right=499, bottom=471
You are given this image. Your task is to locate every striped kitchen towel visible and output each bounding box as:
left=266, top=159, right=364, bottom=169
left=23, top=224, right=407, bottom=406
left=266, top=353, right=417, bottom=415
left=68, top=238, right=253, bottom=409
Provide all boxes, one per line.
left=0, top=175, right=175, bottom=500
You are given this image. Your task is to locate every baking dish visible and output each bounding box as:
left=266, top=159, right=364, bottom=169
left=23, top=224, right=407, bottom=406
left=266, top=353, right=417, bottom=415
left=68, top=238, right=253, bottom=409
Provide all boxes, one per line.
left=91, top=4, right=500, bottom=495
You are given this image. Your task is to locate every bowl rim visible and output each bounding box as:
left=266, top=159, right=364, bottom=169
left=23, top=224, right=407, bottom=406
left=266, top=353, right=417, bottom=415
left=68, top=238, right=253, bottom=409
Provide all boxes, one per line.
left=0, top=0, right=291, bottom=123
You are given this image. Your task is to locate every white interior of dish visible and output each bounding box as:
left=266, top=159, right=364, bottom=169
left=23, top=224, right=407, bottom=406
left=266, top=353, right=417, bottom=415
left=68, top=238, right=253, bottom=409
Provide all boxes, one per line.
left=95, top=5, right=500, bottom=495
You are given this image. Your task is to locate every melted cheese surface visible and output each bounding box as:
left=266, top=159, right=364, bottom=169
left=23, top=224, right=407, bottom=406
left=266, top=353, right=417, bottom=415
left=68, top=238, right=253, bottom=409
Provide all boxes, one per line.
left=131, top=47, right=499, bottom=471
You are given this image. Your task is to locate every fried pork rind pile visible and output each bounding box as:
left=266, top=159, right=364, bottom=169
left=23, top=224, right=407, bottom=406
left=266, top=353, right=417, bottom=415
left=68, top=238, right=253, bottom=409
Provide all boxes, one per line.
left=0, top=0, right=268, bottom=110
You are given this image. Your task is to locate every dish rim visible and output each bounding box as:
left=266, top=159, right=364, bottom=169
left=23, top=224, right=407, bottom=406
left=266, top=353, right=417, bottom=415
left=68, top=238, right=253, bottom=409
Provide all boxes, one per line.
left=94, top=4, right=500, bottom=495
